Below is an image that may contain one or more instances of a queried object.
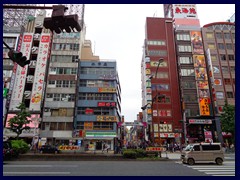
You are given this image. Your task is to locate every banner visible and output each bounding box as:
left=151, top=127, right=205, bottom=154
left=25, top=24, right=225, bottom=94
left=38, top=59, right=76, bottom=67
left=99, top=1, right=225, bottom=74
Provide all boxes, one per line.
left=29, top=33, right=51, bottom=111
left=9, top=33, right=33, bottom=110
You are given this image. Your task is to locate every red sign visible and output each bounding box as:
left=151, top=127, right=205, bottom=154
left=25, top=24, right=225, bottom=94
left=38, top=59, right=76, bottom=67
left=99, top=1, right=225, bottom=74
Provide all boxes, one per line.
left=85, top=109, right=94, bottom=114
left=98, top=102, right=116, bottom=107
left=23, top=35, right=33, bottom=42
left=41, top=35, right=50, bottom=43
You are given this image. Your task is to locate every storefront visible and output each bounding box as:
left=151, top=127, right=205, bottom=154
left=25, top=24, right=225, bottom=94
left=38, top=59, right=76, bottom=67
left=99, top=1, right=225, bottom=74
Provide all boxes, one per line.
left=186, top=119, right=216, bottom=143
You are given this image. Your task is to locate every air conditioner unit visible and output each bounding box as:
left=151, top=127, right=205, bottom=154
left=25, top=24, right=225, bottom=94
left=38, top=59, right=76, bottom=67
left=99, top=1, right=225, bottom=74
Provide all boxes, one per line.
left=24, top=91, right=31, bottom=99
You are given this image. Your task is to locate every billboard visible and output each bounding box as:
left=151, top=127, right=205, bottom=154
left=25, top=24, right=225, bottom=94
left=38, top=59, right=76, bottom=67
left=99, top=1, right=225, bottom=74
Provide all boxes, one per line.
left=173, top=4, right=198, bottom=19
left=191, top=31, right=204, bottom=54
left=9, top=33, right=33, bottom=110
left=29, top=33, right=51, bottom=111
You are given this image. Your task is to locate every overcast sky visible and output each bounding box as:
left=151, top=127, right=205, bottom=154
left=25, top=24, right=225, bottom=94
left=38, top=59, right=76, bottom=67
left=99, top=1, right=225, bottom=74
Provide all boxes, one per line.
left=83, top=4, right=235, bottom=122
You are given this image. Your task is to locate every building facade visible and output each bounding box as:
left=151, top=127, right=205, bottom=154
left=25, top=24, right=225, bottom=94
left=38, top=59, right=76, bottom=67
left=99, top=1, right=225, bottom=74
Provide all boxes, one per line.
left=3, top=10, right=52, bottom=143
left=201, top=22, right=235, bottom=143
left=141, top=17, right=182, bottom=145
left=75, top=60, right=121, bottom=151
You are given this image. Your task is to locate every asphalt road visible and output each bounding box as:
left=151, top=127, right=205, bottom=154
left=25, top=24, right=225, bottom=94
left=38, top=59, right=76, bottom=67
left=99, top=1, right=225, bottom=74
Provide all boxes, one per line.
left=3, top=160, right=207, bottom=176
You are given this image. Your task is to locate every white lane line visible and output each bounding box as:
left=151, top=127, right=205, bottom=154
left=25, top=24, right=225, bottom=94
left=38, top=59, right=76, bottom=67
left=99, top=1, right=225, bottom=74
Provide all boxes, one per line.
left=198, top=169, right=235, bottom=172
left=4, top=165, right=52, bottom=168
left=205, top=172, right=235, bottom=175
left=191, top=167, right=235, bottom=169
left=3, top=172, right=71, bottom=175
left=212, top=175, right=235, bottom=176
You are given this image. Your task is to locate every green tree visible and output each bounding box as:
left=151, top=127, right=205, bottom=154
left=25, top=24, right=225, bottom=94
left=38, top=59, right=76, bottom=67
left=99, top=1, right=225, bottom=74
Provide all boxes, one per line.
left=220, top=102, right=235, bottom=143
left=8, top=102, right=31, bottom=139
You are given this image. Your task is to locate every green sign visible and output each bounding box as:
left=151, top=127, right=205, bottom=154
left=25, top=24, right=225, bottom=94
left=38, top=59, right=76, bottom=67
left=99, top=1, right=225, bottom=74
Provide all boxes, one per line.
left=86, top=132, right=116, bottom=138
left=3, top=88, right=8, bottom=98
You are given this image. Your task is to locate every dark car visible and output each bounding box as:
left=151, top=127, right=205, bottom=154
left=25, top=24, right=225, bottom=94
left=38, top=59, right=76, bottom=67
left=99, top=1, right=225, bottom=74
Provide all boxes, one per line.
left=3, top=141, right=13, bottom=160
left=39, top=145, right=60, bottom=154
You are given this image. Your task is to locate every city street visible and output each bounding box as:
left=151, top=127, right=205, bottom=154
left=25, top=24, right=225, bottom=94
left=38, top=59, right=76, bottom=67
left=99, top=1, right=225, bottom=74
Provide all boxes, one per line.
left=3, top=153, right=235, bottom=176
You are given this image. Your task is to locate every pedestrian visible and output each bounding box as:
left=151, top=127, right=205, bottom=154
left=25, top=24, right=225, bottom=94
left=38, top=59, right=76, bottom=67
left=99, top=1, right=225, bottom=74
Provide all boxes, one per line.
left=102, top=143, right=106, bottom=153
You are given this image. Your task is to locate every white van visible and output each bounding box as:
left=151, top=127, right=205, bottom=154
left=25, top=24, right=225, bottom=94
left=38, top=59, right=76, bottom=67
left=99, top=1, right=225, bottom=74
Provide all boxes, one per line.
left=181, top=143, right=224, bottom=165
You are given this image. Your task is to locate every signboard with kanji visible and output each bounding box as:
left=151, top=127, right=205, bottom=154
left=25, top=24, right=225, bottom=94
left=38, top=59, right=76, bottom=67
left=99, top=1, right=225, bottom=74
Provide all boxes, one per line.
left=97, top=116, right=116, bottom=122
left=146, top=147, right=166, bottom=152
left=9, top=33, right=33, bottom=110
left=29, top=33, right=51, bottom=111
left=199, top=98, right=210, bottom=116
left=173, top=4, right=198, bottom=19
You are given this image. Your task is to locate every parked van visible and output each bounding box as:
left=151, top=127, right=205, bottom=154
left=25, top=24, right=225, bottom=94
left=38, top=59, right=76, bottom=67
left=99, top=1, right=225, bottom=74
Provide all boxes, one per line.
left=181, top=143, right=224, bottom=165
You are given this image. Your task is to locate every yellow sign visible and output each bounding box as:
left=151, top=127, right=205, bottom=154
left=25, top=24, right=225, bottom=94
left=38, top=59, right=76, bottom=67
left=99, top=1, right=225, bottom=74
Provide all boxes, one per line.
left=97, top=116, right=117, bottom=122
left=199, top=98, right=210, bottom=116
left=98, top=87, right=116, bottom=93
left=84, top=122, right=93, bottom=130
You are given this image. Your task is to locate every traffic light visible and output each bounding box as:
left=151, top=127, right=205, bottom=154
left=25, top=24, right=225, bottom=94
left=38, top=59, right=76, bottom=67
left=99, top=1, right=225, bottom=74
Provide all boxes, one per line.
left=8, top=50, right=31, bottom=67
left=43, top=5, right=82, bottom=34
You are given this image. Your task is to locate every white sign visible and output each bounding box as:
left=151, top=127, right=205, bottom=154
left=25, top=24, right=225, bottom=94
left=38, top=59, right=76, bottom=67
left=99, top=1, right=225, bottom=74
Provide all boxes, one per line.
left=173, top=4, right=198, bottom=19
left=9, top=33, right=33, bottom=110
left=29, top=33, right=51, bottom=111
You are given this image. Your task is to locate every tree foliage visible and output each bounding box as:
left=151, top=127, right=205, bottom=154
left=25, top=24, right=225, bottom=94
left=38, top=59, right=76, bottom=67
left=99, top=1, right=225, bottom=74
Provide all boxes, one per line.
left=8, top=102, right=31, bottom=139
left=220, top=102, right=235, bottom=142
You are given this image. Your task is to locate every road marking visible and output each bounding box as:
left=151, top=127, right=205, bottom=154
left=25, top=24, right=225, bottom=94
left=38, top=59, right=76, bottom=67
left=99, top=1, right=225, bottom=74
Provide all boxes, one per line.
left=4, top=165, right=52, bottom=168
left=3, top=172, right=71, bottom=175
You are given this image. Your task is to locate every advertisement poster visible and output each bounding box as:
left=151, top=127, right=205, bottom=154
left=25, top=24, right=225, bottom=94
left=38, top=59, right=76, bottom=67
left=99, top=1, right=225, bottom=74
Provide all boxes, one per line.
left=9, top=33, right=33, bottom=110
left=191, top=31, right=204, bottom=54
left=199, top=98, right=210, bottom=116
left=193, top=55, right=206, bottom=68
left=195, top=68, right=208, bottom=80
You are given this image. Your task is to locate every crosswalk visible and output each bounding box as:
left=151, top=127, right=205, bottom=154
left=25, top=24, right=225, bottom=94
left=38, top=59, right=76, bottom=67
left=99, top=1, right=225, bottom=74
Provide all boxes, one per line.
left=176, top=161, right=235, bottom=176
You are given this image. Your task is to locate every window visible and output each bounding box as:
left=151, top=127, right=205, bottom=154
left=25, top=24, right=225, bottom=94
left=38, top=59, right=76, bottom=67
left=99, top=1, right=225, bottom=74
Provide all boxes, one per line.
left=178, top=45, right=192, bottom=52
left=48, top=80, right=55, bottom=85
left=211, top=55, right=217, bottom=61
left=179, top=57, right=193, bottom=64
left=224, top=79, right=231, bottom=85
left=226, top=43, right=233, bottom=50
left=206, top=33, right=214, bottom=39
left=147, top=40, right=166, bottom=46
left=176, top=34, right=191, bottom=41
left=218, top=43, right=224, bottom=50
left=76, top=121, right=84, bottom=130
left=221, top=66, right=229, bottom=73
left=181, top=69, right=195, bottom=76
left=202, top=145, right=220, bottom=151
left=215, top=32, right=222, bottom=39
left=228, top=55, right=235, bottom=61
left=208, top=43, right=216, bottom=50
left=148, top=50, right=167, bottom=56
left=224, top=33, right=231, bottom=39
left=231, top=33, right=235, bottom=39
left=183, top=94, right=198, bottom=102
left=182, top=81, right=196, bottom=89
left=193, top=145, right=200, bottom=151
left=227, top=92, right=234, bottom=98
left=220, top=55, right=226, bottom=61
left=156, top=72, right=169, bottom=79
left=216, top=92, right=224, bottom=99
left=230, top=67, right=235, bottom=73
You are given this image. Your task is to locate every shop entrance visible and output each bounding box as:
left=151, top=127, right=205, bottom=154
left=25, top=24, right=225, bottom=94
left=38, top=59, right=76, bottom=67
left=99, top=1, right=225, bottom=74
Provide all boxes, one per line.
left=95, top=141, right=102, bottom=150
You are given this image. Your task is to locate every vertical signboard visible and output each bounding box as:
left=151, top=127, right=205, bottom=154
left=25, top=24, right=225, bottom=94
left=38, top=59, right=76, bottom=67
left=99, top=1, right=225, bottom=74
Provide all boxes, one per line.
left=9, top=33, right=33, bottom=110
left=29, top=33, right=51, bottom=111
left=191, top=31, right=210, bottom=116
